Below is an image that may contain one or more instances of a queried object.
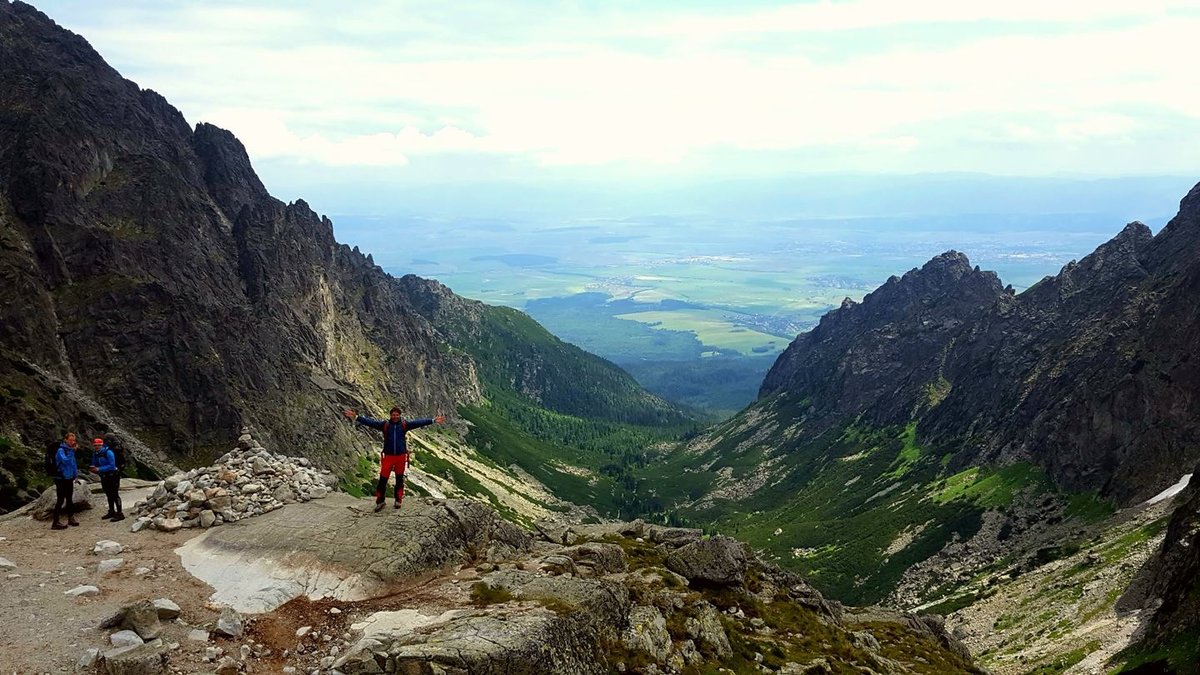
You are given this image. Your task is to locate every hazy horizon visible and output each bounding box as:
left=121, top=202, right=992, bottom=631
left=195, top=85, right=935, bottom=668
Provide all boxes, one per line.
left=33, top=0, right=1200, bottom=217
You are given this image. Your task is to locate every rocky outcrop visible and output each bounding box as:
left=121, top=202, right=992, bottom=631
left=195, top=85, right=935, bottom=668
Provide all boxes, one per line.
left=328, top=512, right=982, bottom=674
left=665, top=535, right=749, bottom=586
left=131, top=429, right=337, bottom=530
left=177, top=493, right=533, bottom=613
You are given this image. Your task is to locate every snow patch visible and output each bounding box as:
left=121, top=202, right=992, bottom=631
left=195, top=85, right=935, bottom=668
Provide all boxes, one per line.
left=1145, top=473, right=1192, bottom=506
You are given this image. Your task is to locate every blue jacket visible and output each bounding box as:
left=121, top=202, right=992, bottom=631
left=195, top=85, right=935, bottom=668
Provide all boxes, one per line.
left=92, top=445, right=118, bottom=474
left=55, top=443, right=78, bottom=480
left=356, top=416, right=434, bottom=455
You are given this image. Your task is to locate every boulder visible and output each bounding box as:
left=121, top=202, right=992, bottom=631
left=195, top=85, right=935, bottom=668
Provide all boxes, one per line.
left=215, top=607, right=243, bottom=638
left=199, top=510, right=216, bottom=528
left=533, top=519, right=571, bottom=545
left=215, top=656, right=239, bottom=675
left=78, top=648, right=101, bottom=668
left=152, top=598, right=181, bottom=620
left=110, top=630, right=144, bottom=648
left=572, top=519, right=647, bottom=541
left=94, top=540, right=125, bottom=555
left=102, top=600, right=163, bottom=639
left=665, top=536, right=748, bottom=586
left=621, top=605, right=671, bottom=663
left=648, top=526, right=703, bottom=548
left=29, top=481, right=93, bottom=521
left=561, top=542, right=628, bottom=577
left=481, top=570, right=630, bottom=633
left=103, top=641, right=167, bottom=675
left=684, top=602, right=732, bottom=657
left=335, top=610, right=606, bottom=675
left=98, top=558, right=125, bottom=575
left=157, top=518, right=182, bottom=533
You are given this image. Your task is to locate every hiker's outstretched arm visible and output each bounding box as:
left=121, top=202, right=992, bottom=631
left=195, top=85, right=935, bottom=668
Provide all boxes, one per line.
left=357, top=416, right=386, bottom=430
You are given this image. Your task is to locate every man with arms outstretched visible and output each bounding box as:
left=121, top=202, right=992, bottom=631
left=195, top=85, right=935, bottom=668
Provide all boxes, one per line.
left=344, top=406, right=445, bottom=511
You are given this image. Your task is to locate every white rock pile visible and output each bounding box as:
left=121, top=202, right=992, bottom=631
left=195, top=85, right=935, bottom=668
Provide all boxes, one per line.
left=131, top=428, right=338, bottom=532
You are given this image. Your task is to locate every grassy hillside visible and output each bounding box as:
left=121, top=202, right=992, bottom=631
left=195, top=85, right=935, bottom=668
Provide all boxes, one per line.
left=636, top=393, right=1118, bottom=606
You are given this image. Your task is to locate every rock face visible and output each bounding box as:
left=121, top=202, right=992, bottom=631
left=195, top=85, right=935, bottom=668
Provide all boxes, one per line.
left=131, top=430, right=337, bottom=530
left=759, top=192, right=1200, bottom=503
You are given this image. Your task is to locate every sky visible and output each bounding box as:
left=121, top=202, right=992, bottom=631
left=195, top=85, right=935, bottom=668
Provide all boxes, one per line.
left=30, top=0, right=1200, bottom=215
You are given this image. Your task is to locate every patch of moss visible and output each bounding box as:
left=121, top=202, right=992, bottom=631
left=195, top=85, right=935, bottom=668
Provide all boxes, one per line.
left=469, top=582, right=514, bottom=607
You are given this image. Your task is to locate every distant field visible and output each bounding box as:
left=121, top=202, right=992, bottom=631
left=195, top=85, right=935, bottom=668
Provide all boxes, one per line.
left=614, top=309, right=786, bottom=356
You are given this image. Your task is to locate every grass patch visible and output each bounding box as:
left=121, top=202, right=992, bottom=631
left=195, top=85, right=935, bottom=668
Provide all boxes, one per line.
left=1027, top=640, right=1101, bottom=674
left=887, top=422, right=923, bottom=479
left=1064, top=491, right=1117, bottom=522
left=469, top=582, right=514, bottom=607
left=932, top=462, right=1050, bottom=509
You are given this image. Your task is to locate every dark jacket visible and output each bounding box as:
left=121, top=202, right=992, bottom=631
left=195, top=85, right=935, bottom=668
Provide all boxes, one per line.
left=92, top=445, right=118, bottom=474
left=55, top=443, right=78, bottom=480
left=356, top=416, right=434, bottom=455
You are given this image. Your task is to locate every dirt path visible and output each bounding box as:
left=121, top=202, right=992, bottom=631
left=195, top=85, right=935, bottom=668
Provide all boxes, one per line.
left=0, top=484, right=223, bottom=673
left=0, top=486, right=487, bottom=674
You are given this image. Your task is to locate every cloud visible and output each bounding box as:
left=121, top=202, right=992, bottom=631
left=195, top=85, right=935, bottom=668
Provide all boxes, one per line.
left=38, top=0, right=1200, bottom=175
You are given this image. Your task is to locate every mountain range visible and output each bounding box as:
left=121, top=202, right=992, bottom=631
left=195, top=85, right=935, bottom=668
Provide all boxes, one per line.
left=2, top=1, right=1199, bottom=673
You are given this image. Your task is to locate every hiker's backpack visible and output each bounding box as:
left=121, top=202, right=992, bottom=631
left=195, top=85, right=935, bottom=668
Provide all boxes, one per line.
left=44, top=440, right=59, bottom=477
left=103, top=434, right=127, bottom=471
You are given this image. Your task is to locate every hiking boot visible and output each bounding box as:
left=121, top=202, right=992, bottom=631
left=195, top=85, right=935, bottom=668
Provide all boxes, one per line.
left=393, top=501, right=403, bottom=509
left=101, top=512, right=115, bottom=520
left=373, top=500, right=386, bottom=513
left=68, top=518, right=80, bottom=526
left=111, top=513, right=125, bottom=522
left=51, top=522, right=67, bottom=530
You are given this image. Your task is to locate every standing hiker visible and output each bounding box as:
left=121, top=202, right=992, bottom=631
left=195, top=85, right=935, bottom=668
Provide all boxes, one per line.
left=50, top=432, right=80, bottom=530
left=89, top=437, right=124, bottom=522
left=343, top=406, right=445, bottom=512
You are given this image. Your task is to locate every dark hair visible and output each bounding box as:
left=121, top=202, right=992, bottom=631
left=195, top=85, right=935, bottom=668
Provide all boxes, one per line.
left=389, top=406, right=401, bottom=415
left=63, top=431, right=75, bottom=439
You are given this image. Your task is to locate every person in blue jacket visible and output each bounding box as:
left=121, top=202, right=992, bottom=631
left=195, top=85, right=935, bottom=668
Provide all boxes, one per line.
left=343, top=406, right=445, bottom=511
left=89, top=437, right=124, bottom=522
left=52, top=432, right=80, bottom=530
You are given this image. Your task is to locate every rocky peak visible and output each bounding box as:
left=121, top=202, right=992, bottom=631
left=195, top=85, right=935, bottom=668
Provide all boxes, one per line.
left=760, top=250, right=1004, bottom=429
left=191, top=122, right=269, bottom=222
